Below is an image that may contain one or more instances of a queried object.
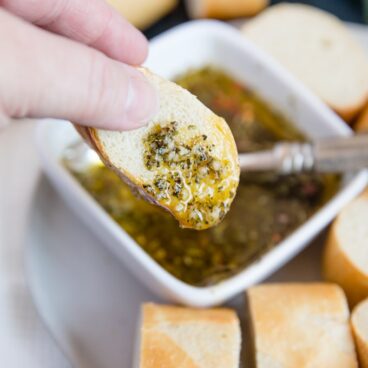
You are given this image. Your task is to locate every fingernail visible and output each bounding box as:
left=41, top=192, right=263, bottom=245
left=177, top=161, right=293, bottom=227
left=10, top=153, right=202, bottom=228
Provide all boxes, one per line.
left=124, top=70, right=158, bottom=130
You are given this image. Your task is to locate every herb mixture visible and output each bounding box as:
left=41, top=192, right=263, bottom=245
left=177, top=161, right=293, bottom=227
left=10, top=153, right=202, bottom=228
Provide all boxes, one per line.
left=68, top=68, right=340, bottom=286
left=142, top=121, right=236, bottom=230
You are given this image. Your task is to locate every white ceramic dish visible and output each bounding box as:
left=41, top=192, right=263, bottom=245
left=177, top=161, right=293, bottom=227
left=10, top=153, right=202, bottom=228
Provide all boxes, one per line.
left=36, top=20, right=368, bottom=307
left=25, top=176, right=325, bottom=368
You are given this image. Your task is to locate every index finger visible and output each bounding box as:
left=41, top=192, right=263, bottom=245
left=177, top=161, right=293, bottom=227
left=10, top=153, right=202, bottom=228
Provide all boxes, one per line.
left=0, top=0, right=148, bottom=65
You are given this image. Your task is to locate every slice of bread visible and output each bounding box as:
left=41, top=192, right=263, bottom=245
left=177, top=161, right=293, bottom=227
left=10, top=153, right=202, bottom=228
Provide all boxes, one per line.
left=351, top=298, right=368, bottom=368
left=355, top=103, right=368, bottom=133
left=106, top=0, right=178, bottom=30
left=323, top=190, right=368, bottom=308
left=242, top=4, right=368, bottom=122
left=77, top=68, right=239, bottom=230
left=138, top=303, right=241, bottom=368
left=247, top=283, right=358, bottom=368
left=185, top=0, right=269, bottom=19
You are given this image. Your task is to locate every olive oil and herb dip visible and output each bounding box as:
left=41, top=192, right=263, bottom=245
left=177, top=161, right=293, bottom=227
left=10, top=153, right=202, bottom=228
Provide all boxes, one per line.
left=66, top=67, right=340, bottom=286
left=142, top=121, right=238, bottom=230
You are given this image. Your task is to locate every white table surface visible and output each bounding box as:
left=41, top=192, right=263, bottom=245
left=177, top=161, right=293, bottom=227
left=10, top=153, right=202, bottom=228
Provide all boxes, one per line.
left=0, top=121, right=71, bottom=368
left=1, top=22, right=368, bottom=368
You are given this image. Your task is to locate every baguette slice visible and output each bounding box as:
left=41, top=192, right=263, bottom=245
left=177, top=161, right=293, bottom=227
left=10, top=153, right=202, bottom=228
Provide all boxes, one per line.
left=247, top=283, right=358, bottom=368
left=242, top=4, right=368, bottom=122
left=138, top=303, right=241, bottom=368
left=351, top=298, right=368, bottom=368
left=77, top=68, right=239, bottom=230
left=185, top=0, right=269, bottom=19
left=106, top=0, right=178, bottom=30
left=323, top=190, right=368, bottom=307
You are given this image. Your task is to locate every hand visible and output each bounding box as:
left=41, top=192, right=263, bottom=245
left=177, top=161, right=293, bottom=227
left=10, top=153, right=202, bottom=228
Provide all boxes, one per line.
left=0, top=0, right=158, bottom=130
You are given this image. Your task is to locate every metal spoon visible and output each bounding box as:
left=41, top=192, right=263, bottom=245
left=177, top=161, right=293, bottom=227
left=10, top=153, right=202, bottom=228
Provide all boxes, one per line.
left=239, top=134, right=368, bottom=174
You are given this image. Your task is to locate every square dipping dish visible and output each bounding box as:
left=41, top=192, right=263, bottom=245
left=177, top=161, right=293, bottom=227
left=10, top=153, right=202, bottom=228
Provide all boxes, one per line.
left=36, top=20, right=368, bottom=307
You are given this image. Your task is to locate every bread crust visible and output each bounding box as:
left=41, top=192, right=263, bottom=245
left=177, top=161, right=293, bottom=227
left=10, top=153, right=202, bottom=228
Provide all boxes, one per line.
left=323, top=190, right=368, bottom=308
left=186, top=0, right=269, bottom=19
left=352, top=298, right=368, bottom=368
left=355, top=103, right=368, bottom=133
left=334, top=96, right=368, bottom=124
left=75, top=125, right=158, bottom=205
left=143, top=303, right=240, bottom=326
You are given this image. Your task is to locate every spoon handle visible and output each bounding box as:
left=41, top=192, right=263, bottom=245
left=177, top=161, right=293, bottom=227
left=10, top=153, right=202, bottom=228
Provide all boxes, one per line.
left=238, top=135, right=368, bottom=174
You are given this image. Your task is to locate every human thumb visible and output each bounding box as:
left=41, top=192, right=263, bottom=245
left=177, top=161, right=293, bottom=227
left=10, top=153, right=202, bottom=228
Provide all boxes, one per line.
left=0, top=9, right=157, bottom=130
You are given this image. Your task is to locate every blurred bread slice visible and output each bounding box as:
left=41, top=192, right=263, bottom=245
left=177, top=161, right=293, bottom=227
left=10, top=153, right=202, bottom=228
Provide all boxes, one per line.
left=76, top=68, right=239, bottom=230
left=351, top=298, right=368, bottom=367
left=323, top=190, right=368, bottom=307
left=242, top=4, right=368, bottom=122
left=355, top=103, right=368, bottom=133
left=138, top=303, right=241, bottom=368
left=185, top=0, right=269, bottom=19
left=247, top=283, right=358, bottom=368
left=106, top=0, right=178, bottom=29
